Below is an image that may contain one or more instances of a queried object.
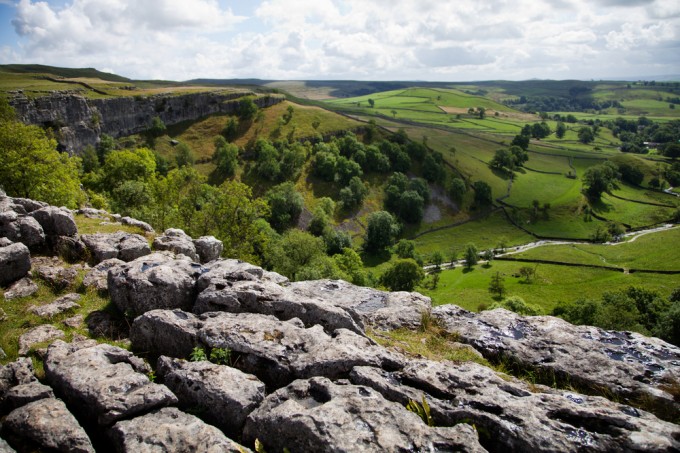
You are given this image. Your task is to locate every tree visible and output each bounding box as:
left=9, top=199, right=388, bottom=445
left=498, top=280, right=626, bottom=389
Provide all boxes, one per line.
left=265, top=182, right=304, bottom=232
left=212, top=137, right=238, bottom=179
left=556, top=121, right=567, bottom=139
left=175, top=142, right=195, bottom=168
left=335, top=156, right=363, bottom=185
left=269, top=229, right=327, bottom=281
left=238, top=98, right=259, bottom=120
left=333, top=248, right=367, bottom=286
left=381, top=259, right=425, bottom=291
left=464, top=243, right=478, bottom=269
left=431, top=251, right=444, bottom=270
left=472, top=181, right=493, bottom=207
left=491, top=296, right=539, bottom=316
left=511, top=134, right=530, bottom=150
left=339, top=176, right=368, bottom=210
left=518, top=266, right=536, bottom=283
left=222, top=117, right=240, bottom=141
left=364, top=211, right=400, bottom=253
left=423, top=152, right=445, bottom=183
left=488, top=271, right=506, bottom=299
left=149, top=116, right=166, bottom=137
left=448, top=177, right=467, bottom=204
left=368, top=98, right=375, bottom=108
left=490, top=148, right=516, bottom=172
left=578, top=126, right=595, bottom=144
left=394, top=239, right=416, bottom=259
left=582, top=161, right=619, bottom=199
left=0, top=120, right=84, bottom=208
left=101, top=147, right=156, bottom=190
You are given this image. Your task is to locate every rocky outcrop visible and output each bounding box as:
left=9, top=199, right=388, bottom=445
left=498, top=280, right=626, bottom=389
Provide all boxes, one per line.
left=29, top=206, right=77, bottom=239
left=157, top=356, right=265, bottom=437
left=0, top=211, right=45, bottom=250
left=44, top=340, right=177, bottom=426
left=4, top=398, right=94, bottom=453
left=243, top=376, right=485, bottom=453
left=350, top=360, right=680, bottom=452
left=108, top=407, right=250, bottom=453
left=433, top=305, right=680, bottom=421
left=152, top=229, right=200, bottom=262
left=10, top=90, right=284, bottom=154
left=0, top=242, right=31, bottom=287
left=193, top=235, right=223, bottom=263
left=82, top=258, right=125, bottom=293
left=81, top=232, right=150, bottom=264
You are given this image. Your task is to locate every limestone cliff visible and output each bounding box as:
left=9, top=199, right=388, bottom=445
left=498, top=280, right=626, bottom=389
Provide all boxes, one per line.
left=8, top=90, right=284, bottom=154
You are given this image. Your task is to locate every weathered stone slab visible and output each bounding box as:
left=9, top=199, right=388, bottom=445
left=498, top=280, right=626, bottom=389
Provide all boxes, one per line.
left=3, top=277, right=38, bottom=300
left=0, top=242, right=31, bottom=287
left=108, top=407, right=250, bottom=453
left=157, top=356, right=265, bottom=437
left=243, top=376, right=485, bottom=453
left=82, top=258, right=124, bottom=293
left=18, top=325, right=65, bottom=355
left=34, top=264, right=78, bottom=291
left=2, top=382, right=54, bottom=412
left=81, top=232, right=150, bottom=264
left=4, top=398, right=94, bottom=453
left=120, top=216, right=154, bottom=233
left=193, top=235, right=223, bottom=263
left=433, top=305, right=680, bottom=421
left=30, top=206, right=77, bottom=237
left=44, top=340, right=177, bottom=426
left=28, top=293, right=81, bottom=319
left=152, top=228, right=199, bottom=261
left=351, top=360, right=680, bottom=452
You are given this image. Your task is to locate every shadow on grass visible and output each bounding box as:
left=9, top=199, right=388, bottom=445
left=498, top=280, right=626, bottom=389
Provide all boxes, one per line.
left=361, top=250, right=392, bottom=267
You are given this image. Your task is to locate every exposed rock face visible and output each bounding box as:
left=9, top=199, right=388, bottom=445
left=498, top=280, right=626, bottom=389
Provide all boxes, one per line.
left=129, top=309, right=201, bottom=359
left=1, top=382, right=54, bottom=412
left=108, top=252, right=204, bottom=316
left=82, top=258, right=125, bottom=293
left=0, top=358, right=37, bottom=400
left=34, top=263, right=78, bottom=291
left=18, top=325, right=65, bottom=355
left=28, top=293, right=81, bottom=319
left=157, top=356, right=265, bottom=437
left=10, top=90, right=284, bottom=154
left=243, top=376, right=485, bottom=453
left=3, top=277, right=38, bottom=300
left=44, top=340, right=177, bottom=426
left=108, top=407, right=250, bottom=453
left=288, top=279, right=432, bottom=330
left=152, top=229, right=199, bottom=262
left=132, top=310, right=403, bottom=388
left=350, top=360, right=680, bottom=452
left=81, top=232, right=150, bottom=264
left=193, top=235, right=223, bottom=263
left=4, top=398, right=94, bottom=453
left=0, top=211, right=45, bottom=250
left=29, top=206, right=77, bottom=238
left=433, top=305, right=680, bottom=421
left=0, top=242, right=31, bottom=287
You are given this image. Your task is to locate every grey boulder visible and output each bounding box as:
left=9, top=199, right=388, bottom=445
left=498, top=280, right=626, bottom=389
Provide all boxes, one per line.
left=4, top=398, right=94, bottom=453
left=120, top=216, right=154, bottom=233
left=29, top=206, right=77, bottom=237
left=18, top=325, right=65, bottom=355
left=193, top=235, right=223, bottom=263
left=0, top=242, right=31, bottom=287
left=44, top=340, right=177, bottom=426
left=28, top=293, right=81, bottom=319
left=0, top=358, right=37, bottom=400
left=3, top=277, right=38, bottom=300
left=152, top=228, right=199, bottom=261
left=108, top=407, right=249, bottom=453
left=157, top=356, right=265, bottom=437
left=243, top=376, right=485, bottom=453
left=433, top=305, right=680, bottom=421
left=82, top=258, right=125, bottom=293
left=81, top=232, right=150, bottom=264
left=1, top=381, right=54, bottom=412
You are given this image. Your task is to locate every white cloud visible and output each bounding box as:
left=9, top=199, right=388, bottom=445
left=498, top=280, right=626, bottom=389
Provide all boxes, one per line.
left=2, top=0, right=679, bottom=80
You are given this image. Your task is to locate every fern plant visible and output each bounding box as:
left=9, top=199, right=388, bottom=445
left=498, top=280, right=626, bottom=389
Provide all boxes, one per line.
left=406, top=395, right=434, bottom=427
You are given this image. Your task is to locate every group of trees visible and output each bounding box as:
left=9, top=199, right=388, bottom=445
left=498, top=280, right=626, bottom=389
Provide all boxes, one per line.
left=384, top=173, right=430, bottom=224
left=490, top=146, right=529, bottom=173
left=553, top=286, right=680, bottom=346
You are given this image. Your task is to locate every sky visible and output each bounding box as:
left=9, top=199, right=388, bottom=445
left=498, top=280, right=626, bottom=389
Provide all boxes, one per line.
left=0, top=0, right=678, bottom=82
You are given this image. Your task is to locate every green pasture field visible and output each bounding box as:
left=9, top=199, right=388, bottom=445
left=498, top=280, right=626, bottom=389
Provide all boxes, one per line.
left=418, top=260, right=680, bottom=314
left=522, top=152, right=571, bottom=173
left=594, top=193, right=676, bottom=227
left=509, top=227, right=680, bottom=271
left=505, top=169, right=581, bottom=208
left=610, top=182, right=680, bottom=207
left=412, top=210, right=534, bottom=257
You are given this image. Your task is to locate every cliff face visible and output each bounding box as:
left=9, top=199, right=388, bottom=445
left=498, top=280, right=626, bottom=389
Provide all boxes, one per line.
left=9, top=91, right=284, bottom=154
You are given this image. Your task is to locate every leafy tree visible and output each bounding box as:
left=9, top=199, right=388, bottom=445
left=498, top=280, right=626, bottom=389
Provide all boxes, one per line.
left=399, top=191, right=425, bottom=223
left=464, top=243, right=478, bottom=269
left=368, top=98, right=375, bottom=108
left=654, top=301, right=680, bottom=346
left=448, top=177, right=467, bottom=204
left=662, top=143, right=680, bottom=159
left=518, top=266, right=536, bottom=283
left=149, top=116, right=166, bottom=137
left=222, top=117, right=240, bottom=141
left=491, top=296, right=539, bottom=316
left=280, top=142, right=307, bottom=181
left=269, top=229, right=326, bottom=281
left=488, top=271, right=505, bottom=298
left=595, top=291, right=642, bottom=331
left=364, top=211, right=400, bottom=253
left=552, top=298, right=601, bottom=326
left=511, top=134, right=530, bottom=150
left=531, top=122, right=551, bottom=139
left=312, top=151, right=337, bottom=181
left=578, top=126, right=595, bottom=144
left=555, top=121, right=567, bottom=139
left=110, top=180, right=151, bottom=214
left=423, top=152, right=445, bottom=184
left=296, top=254, right=342, bottom=281
left=333, top=248, right=367, bottom=286
left=0, top=120, right=83, bottom=208
left=265, top=182, right=303, bottom=232
left=618, top=163, right=644, bottom=186
left=431, top=251, right=443, bottom=270
left=472, top=181, right=493, bottom=207
left=335, top=156, right=363, bottom=185
left=175, top=142, right=195, bottom=168
left=490, top=148, right=516, bottom=172
left=238, top=98, right=259, bottom=120
left=339, top=176, right=368, bottom=210
left=254, top=138, right=281, bottom=180
left=380, top=259, right=425, bottom=291
left=582, top=161, right=619, bottom=199
left=81, top=146, right=100, bottom=174
left=100, top=147, right=156, bottom=190
left=212, top=137, right=238, bottom=179
left=394, top=239, right=416, bottom=259
left=97, top=133, right=116, bottom=163
left=363, top=145, right=391, bottom=173
left=322, top=228, right=352, bottom=255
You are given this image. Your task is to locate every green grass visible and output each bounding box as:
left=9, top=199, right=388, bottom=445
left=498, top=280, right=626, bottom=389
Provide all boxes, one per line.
left=419, top=260, right=680, bottom=314
left=511, top=227, right=680, bottom=271
left=594, top=194, right=676, bottom=227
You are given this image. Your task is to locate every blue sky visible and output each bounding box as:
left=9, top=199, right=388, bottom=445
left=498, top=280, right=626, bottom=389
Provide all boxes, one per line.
left=0, top=0, right=678, bottom=81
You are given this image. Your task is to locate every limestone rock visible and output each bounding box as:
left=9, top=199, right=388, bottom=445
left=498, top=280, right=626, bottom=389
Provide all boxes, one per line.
left=29, top=206, right=77, bottom=238
left=54, top=235, right=88, bottom=262
left=193, top=235, right=223, bottom=263
left=18, top=325, right=64, bottom=355
left=82, top=258, right=124, bottom=293
left=3, top=277, right=38, bottom=300
left=0, top=437, right=15, bottom=453
left=120, top=216, right=154, bottom=233
left=288, top=279, right=432, bottom=330
left=2, top=382, right=54, bottom=412
left=62, top=314, right=84, bottom=329
left=433, top=305, right=680, bottom=421
left=81, top=232, right=150, bottom=264
left=28, top=293, right=81, bottom=319
left=243, top=376, right=485, bottom=453
left=131, top=310, right=403, bottom=388
left=0, top=237, right=12, bottom=247
left=129, top=309, right=202, bottom=359
left=152, top=228, right=199, bottom=261
left=350, top=360, right=680, bottom=452
left=108, top=407, right=249, bottom=453
left=108, top=252, right=205, bottom=317
left=0, top=211, right=45, bottom=250
left=4, top=398, right=94, bottom=453
left=0, top=358, right=37, bottom=400
left=157, top=356, right=265, bottom=437
left=44, top=340, right=177, bottom=426
left=34, top=264, right=78, bottom=291
left=0, top=242, right=31, bottom=287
